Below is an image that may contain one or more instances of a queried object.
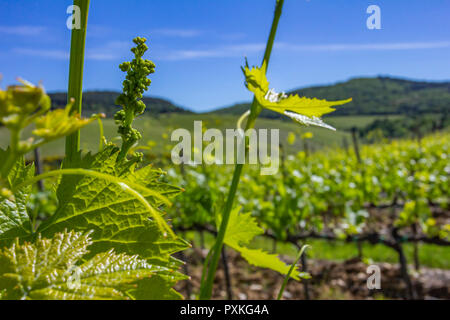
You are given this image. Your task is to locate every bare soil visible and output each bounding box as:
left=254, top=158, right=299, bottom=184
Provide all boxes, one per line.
left=175, top=248, right=450, bottom=300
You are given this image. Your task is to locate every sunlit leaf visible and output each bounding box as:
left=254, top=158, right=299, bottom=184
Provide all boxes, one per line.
left=37, top=146, right=189, bottom=296
left=0, top=153, right=33, bottom=246
left=242, top=64, right=352, bottom=130
left=32, top=103, right=97, bottom=142
left=0, top=230, right=180, bottom=300
left=219, top=207, right=300, bottom=280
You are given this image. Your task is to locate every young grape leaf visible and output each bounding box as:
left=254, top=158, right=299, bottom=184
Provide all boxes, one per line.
left=228, top=245, right=300, bottom=280
left=0, top=230, right=184, bottom=300
left=36, top=146, right=189, bottom=298
left=129, top=271, right=188, bottom=300
left=219, top=207, right=301, bottom=280
left=0, top=154, right=33, bottom=246
left=242, top=61, right=270, bottom=99
left=38, top=146, right=188, bottom=262
left=242, top=63, right=352, bottom=130
left=221, top=207, right=262, bottom=246
left=32, top=102, right=97, bottom=143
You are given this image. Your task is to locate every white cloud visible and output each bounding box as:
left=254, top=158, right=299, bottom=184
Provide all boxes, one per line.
left=151, top=29, right=247, bottom=42
left=85, top=41, right=130, bottom=60
left=13, top=41, right=131, bottom=61
left=13, top=48, right=69, bottom=60
left=151, top=28, right=203, bottom=38
left=12, top=48, right=117, bottom=61
left=219, top=32, right=247, bottom=41
left=159, top=43, right=265, bottom=60
left=15, top=39, right=448, bottom=63
left=156, top=40, right=450, bottom=61
left=87, top=25, right=112, bottom=38
left=275, top=41, right=450, bottom=52
left=85, top=52, right=117, bottom=61
left=0, top=25, right=46, bottom=36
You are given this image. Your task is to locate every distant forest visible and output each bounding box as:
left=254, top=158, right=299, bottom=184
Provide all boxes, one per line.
left=48, top=77, right=450, bottom=118
left=214, top=77, right=450, bottom=117
left=42, top=77, right=449, bottom=141
left=48, top=91, right=191, bottom=118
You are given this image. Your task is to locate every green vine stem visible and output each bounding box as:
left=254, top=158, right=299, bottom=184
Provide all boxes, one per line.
left=65, top=0, right=90, bottom=166
left=0, top=121, right=21, bottom=178
left=277, top=245, right=309, bottom=300
left=97, top=116, right=105, bottom=151
left=199, top=0, right=285, bottom=300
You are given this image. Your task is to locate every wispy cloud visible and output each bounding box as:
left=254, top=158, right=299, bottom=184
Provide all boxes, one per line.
left=156, top=40, right=450, bottom=61
left=13, top=48, right=69, bottom=60
left=85, top=52, right=117, bottom=61
left=159, top=43, right=265, bottom=60
left=219, top=32, right=247, bottom=41
left=87, top=25, right=112, bottom=38
left=13, top=41, right=131, bottom=61
left=15, top=40, right=449, bottom=63
left=12, top=48, right=115, bottom=61
left=85, top=40, right=130, bottom=60
left=151, top=28, right=203, bottom=38
left=150, top=28, right=246, bottom=41
left=0, top=25, right=46, bottom=36
left=276, top=41, right=450, bottom=52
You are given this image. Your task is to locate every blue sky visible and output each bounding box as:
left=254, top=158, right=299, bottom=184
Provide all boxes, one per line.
left=0, top=0, right=449, bottom=112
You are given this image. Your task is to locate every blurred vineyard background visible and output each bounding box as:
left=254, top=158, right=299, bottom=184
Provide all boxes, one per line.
left=1, top=75, right=448, bottom=300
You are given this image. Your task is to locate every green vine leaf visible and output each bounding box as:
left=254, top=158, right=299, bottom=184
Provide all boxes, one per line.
left=37, top=146, right=188, bottom=270
left=242, top=63, right=352, bottom=130
left=33, top=102, right=98, bottom=143
left=228, top=246, right=300, bottom=280
left=218, top=207, right=301, bottom=280
left=221, top=206, right=261, bottom=246
left=0, top=78, right=50, bottom=124
left=0, top=153, right=33, bottom=246
left=0, top=230, right=184, bottom=300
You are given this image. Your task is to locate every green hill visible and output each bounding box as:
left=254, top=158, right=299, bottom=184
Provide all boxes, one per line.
left=47, top=77, right=450, bottom=119
left=213, top=77, right=450, bottom=118
left=48, top=91, right=191, bottom=117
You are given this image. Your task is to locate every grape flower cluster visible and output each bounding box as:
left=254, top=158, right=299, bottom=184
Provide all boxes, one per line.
left=114, top=37, right=155, bottom=160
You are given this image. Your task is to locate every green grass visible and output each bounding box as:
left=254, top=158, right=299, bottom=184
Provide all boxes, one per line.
left=0, top=113, right=397, bottom=159
left=184, top=231, right=450, bottom=269
left=324, top=114, right=404, bottom=130
left=304, top=239, right=450, bottom=269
